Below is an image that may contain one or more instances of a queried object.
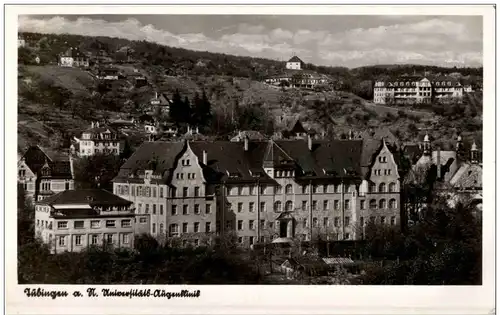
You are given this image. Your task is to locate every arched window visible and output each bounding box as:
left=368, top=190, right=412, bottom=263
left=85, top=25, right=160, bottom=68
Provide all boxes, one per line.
left=379, top=199, right=387, bottom=209
left=301, top=185, right=307, bottom=194
left=379, top=183, right=386, bottom=192
left=285, top=184, right=293, bottom=194
left=389, top=199, right=397, bottom=209
left=275, top=186, right=282, bottom=195
left=274, top=201, right=282, bottom=212
left=389, top=182, right=397, bottom=192
left=369, top=183, right=376, bottom=193
left=335, top=184, right=342, bottom=193
left=369, top=199, right=377, bottom=209
left=285, top=201, right=293, bottom=211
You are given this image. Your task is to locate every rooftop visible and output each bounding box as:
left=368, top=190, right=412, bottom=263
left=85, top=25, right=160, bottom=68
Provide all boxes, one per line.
left=38, top=189, right=132, bottom=207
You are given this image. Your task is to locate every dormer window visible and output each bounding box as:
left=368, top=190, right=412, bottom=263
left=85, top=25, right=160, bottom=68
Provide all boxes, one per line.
left=41, top=166, right=51, bottom=176
left=324, top=169, right=337, bottom=176
left=227, top=171, right=241, bottom=178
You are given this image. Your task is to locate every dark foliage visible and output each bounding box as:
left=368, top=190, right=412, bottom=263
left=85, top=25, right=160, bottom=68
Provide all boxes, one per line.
left=360, top=192, right=481, bottom=285
left=73, top=153, right=123, bottom=191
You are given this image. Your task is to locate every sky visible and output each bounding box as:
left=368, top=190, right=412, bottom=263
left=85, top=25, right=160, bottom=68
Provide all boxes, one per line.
left=18, top=15, right=483, bottom=68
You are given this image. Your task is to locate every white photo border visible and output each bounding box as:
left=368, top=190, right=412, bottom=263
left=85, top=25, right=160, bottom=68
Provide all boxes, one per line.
left=4, top=4, right=496, bottom=315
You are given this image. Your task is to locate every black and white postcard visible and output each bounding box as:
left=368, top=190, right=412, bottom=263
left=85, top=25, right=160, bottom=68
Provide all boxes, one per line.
left=5, top=4, right=496, bottom=315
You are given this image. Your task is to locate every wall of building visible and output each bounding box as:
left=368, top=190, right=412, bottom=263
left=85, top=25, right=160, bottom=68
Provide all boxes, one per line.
left=286, top=62, right=301, bottom=70
left=363, top=144, right=401, bottom=235
left=79, top=140, right=120, bottom=156
left=35, top=204, right=138, bottom=253
left=167, top=146, right=216, bottom=246
left=18, top=160, right=37, bottom=199
left=114, top=182, right=168, bottom=238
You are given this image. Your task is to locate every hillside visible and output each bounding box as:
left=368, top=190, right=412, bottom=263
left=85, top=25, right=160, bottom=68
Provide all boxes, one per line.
left=17, top=32, right=483, bottom=153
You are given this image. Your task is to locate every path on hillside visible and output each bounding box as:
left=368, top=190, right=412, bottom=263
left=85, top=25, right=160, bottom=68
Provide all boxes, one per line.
left=361, top=100, right=435, bottom=118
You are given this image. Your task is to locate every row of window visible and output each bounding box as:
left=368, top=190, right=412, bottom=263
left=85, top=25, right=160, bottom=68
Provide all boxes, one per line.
left=175, top=172, right=197, bottom=180
left=116, top=181, right=398, bottom=199
left=55, top=233, right=131, bottom=247
left=372, top=169, right=393, bottom=176
left=171, top=204, right=212, bottom=215
left=169, top=222, right=212, bottom=236
left=231, top=215, right=397, bottom=232
left=231, top=198, right=397, bottom=213
left=229, top=184, right=355, bottom=196
left=368, top=182, right=398, bottom=193
left=39, top=180, right=71, bottom=191
left=138, top=203, right=163, bottom=214
left=80, top=141, right=118, bottom=147
left=54, top=219, right=132, bottom=230
left=116, top=185, right=165, bottom=198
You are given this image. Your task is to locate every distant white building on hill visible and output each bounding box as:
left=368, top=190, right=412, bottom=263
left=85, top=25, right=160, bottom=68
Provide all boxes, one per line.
left=18, top=37, right=26, bottom=48
left=286, top=56, right=305, bottom=70
left=59, top=47, right=89, bottom=68
left=265, top=55, right=330, bottom=90
left=73, top=122, right=121, bottom=157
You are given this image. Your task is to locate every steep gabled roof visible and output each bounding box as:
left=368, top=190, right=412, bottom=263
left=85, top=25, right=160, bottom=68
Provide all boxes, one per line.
left=113, top=139, right=387, bottom=185
left=113, top=141, right=185, bottom=182
left=288, top=56, right=304, bottom=64
left=449, top=163, right=482, bottom=190
left=20, top=146, right=72, bottom=178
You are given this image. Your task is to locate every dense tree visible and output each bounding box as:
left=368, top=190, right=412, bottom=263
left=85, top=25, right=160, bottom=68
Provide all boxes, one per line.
left=191, top=91, right=212, bottom=129
left=73, top=153, right=123, bottom=191
left=169, top=89, right=191, bottom=126
left=361, top=190, right=481, bottom=285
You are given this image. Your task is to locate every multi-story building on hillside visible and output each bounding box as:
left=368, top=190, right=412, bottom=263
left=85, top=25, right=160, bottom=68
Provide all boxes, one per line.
left=58, top=47, right=89, bottom=68
left=74, top=122, right=121, bottom=157
left=34, top=189, right=150, bottom=254
left=431, top=76, right=464, bottom=102
left=373, top=76, right=463, bottom=105
left=18, top=146, right=74, bottom=201
left=113, top=137, right=402, bottom=247
left=264, top=56, right=330, bottom=90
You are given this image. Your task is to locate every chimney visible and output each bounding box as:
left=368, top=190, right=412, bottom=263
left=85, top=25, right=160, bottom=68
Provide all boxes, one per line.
left=203, top=150, right=208, bottom=165
left=307, top=134, right=313, bottom=151
left=244, top=136, right=249, bottom=151
left=436, top=148, right=441, bottom=180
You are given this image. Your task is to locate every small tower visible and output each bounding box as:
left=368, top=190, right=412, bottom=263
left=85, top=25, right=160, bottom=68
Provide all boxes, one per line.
left=470, top=141, right=479, bottom=164
left=456, top=134, right=465, bottom=160
left=423, top=133, right=431, bottom=156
